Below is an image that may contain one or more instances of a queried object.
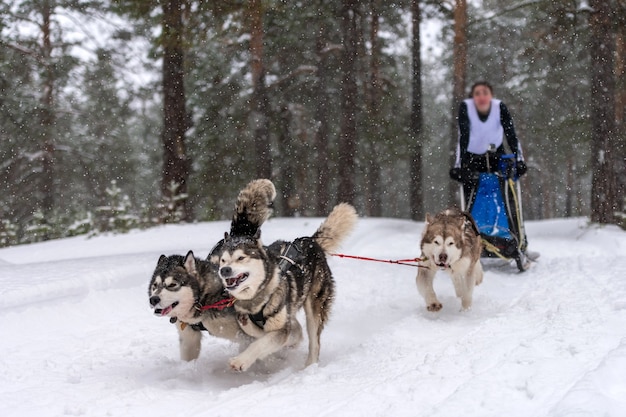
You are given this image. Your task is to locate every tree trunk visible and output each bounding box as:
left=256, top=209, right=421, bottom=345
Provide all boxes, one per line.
left=247, top=0, right=272, bottom=180
left=338, top=0, right=358, bottom=205
left=615, top=22, right=626, bottom=211
left=616, top=25, right=625, bottom=127
left=589, top=0, right=618, bottom=224
left=366, top=0, right=382, bottom=217
left=314, top=24, right=331, bottom=215
left=278, top=105, right=296, bottom=216
left=40, top=0, right=55, bottom=220
left=409, top=0, right=424, bottom=220
left=448, top=0, right=467, bottom=207
left=161, top=0, right=191, bottom=222
left=565, top=152, right=574, bottom=217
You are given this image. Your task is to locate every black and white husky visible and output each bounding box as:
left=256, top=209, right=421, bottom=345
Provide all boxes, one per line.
left=148, top=179, right=276, bottom=361
left=218, top=203, right=358, bottom=371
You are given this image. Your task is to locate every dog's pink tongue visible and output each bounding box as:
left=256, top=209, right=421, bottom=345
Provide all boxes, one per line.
left=161, top=305, right=173, bottom=316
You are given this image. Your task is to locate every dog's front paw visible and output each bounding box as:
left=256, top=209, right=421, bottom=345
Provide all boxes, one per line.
left=229, top=355, right=253, bottom=372
left=426, top=302, right=442, bottom=312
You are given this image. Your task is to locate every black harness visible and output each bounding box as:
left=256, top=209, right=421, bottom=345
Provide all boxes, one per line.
left=190, top=322, right=207, bottom=332
left=247, top=310, right=267, bottom=329
left=277, top=240, right=304, bottom=274
left=247, top=240, right=304, bottom=329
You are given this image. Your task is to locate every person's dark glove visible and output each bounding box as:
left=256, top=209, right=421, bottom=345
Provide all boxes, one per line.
left=516, top=161, right=527, bottom=178
left=450, top=166, right=479, bottom=188
left=449, top=167, right=463, bottom=183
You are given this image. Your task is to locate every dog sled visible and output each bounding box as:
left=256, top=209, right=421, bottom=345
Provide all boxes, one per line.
left=459, top=154, right=534, bottom=272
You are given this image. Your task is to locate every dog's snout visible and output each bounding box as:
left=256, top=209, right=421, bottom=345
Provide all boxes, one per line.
left=438, top=253, right=448, bottom=264
left=220, top=266, right=232, bottom=277
left=149, top=295, right=160, bottom=306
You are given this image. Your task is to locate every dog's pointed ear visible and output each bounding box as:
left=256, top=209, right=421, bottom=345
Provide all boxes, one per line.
left=425, top=213, right=432, bottom=224
left=184, top=251, right=197, bottom=274
left=208, top=239, right=224, bottom=263
left=224, top=232, right=230, bottom=241
left=462, top=212, right=480, bottom=236
left=157, top=254, right=167, bottom=266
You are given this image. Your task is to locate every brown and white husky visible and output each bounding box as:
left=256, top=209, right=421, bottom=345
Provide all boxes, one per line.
left=416, top=208, right=483, bottom=312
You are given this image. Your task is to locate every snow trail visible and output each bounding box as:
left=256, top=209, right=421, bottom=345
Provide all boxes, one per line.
left=0, top=218, right=624, bottom=417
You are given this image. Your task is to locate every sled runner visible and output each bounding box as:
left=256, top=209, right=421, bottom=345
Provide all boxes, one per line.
left=460, top=154, right=533, bottom=272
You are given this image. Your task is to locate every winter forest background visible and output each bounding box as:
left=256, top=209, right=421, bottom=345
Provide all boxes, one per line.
left=1, top=0, right=625, bottom=246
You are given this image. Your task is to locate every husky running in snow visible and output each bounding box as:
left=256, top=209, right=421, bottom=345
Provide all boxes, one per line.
left=416, top=208, right=483, bottom=312
left=148, top=179, right=276, bottom=361
left=217, top=203, right=358, bottom=371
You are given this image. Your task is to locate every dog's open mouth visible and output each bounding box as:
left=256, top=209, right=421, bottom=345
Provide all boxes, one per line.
left=154, top=301, right=179, bottom=316
left=436, top=262, right=449, bottom=269
left=224, top=273, right=249, bottom=290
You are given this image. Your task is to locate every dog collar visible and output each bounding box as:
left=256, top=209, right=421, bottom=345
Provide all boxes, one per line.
left=178, top=320, right=207, bottom=332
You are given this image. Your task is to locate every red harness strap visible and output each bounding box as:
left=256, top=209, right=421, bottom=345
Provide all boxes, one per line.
left=198, top=297, right=236, bottom=311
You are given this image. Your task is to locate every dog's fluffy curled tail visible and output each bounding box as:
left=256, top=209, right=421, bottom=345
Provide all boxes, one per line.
left=312, top=203, right=358, bottom=254
left=230, top=179, right=276, bottom=237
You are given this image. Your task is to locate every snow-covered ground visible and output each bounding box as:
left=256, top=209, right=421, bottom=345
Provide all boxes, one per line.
left=1, top=216, right=625, bottom=417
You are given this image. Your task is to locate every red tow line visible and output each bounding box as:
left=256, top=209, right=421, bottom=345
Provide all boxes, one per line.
left=331, top=253, right=428, bottom=268
left=199, top=297, right=236, bottom=311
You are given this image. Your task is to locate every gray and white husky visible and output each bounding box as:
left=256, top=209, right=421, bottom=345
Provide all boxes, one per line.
left=416, top=208, right=483, bottom=312
left=217, top=203, right=358, bottom=371
left=148, top=179, right=276, bottom=361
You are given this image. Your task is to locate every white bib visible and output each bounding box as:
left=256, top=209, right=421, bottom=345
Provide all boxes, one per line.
left=465, top=98, right=503, bottom=154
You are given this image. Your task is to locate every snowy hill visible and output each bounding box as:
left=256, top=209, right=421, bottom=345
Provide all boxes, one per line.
left=0, top=216, right=625, bottom=417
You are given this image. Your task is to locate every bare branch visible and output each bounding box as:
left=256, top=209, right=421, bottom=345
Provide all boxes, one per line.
left=0, top=40, right=46, bottom=65
left=268, top=65, right=317, bottom=90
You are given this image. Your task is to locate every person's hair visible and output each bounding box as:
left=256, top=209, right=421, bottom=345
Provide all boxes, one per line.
left=469, top=81, right=493, bottom=98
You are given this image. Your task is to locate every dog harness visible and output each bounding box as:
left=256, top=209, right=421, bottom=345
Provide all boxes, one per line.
left=277, top=240, right=304, bottom=274
left=248, top=240, right=305, bottom=330
left=247, top=310, right=267, bottom=329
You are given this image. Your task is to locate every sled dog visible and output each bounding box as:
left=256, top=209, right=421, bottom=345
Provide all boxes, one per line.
left=416, top=208, right=483, bottom=311
left=217, top=203, right=358, bottom=371
left=148, top=179, right=276, bottom=361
